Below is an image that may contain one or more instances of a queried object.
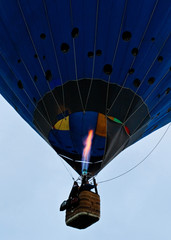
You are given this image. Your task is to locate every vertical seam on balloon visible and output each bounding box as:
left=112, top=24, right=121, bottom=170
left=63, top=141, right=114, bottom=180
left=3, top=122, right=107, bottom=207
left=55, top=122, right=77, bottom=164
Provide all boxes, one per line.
left=17, top=0, right=65, bottom=119
left=17, top=0, right=45, bottom=74
left=21, top=60, right=52, bottom=125
left=42, top=0, right=66, bottom=115
left=72, top=38, right=85, bottom=111
left=105, top=0, right=128, bottom=115
left=69, top=0, right=91, bottom=159
left=101, top=0, right=128, bottom=167
left=84, top=0, right=100, bottom=111
left=69, top=0, right=85, bottom=112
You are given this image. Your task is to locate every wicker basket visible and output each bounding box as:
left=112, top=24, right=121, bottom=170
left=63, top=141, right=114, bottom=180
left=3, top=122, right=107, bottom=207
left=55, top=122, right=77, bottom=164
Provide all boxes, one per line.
left=65, top=190, right=100, bottom=229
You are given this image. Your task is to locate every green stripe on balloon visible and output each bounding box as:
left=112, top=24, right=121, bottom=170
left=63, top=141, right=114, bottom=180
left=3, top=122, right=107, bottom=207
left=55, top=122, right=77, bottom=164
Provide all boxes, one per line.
left=113, top=117, right=122, bottom=124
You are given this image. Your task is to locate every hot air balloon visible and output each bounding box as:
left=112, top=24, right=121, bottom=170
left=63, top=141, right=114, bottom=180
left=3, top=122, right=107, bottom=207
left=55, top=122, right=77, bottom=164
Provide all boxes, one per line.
left=0, top=0, right=170, bottom=229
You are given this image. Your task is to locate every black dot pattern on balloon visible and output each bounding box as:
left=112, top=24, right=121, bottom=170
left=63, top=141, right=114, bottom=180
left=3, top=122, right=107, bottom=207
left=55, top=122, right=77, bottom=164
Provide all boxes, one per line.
left=128, top=68, right=135, bottom=74
left=34, top=75, right=38, bottom=82
left=71, top=28, right=79, bottom=38
left=148, top=77, right=155, bottom=85
left=18, top=59, right=21, bottom=63
left=133, top=78, right=141, bottom=88
left=167, top=107, right=171, bottom=113
left=33, top=97, right=36, bottom=103
left=151, top=37, right=155, bottom=42
left=17, top=80, right=23, bottom=89
left=151, top=125, right=158, bottom=131
left=96, top=50, right=102, bottom=56
left=34, top=54, right=38, bottom=58
left=103, top=64, right=113, bottom=75
left=40, top=33, right=46, bottom=39
left=61, top=43, right=70, bottom=53
left=88, top=51, right=94, bottom=58
left=45, top=70, right=52, bottom=81
left=43, top=55, right=46, bottom=60
left=165, top=88, right=170, bottom=95
left=131, top=48, right=138, bottom=56
left=157, top=56, right=163, bottom=62
left=122, top=31, right=132, bottom=41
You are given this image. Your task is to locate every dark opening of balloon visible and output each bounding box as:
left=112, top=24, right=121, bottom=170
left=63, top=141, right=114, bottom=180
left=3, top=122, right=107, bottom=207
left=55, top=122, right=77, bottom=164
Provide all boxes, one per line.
left=81, top=130, right=94, bottom=174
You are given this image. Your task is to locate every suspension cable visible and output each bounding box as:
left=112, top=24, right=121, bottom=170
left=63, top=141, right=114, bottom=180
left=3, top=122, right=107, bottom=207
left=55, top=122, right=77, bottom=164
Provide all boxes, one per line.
left=98, top=123, right=170, bottom=184
left=59, top=157, right=75, bottom=181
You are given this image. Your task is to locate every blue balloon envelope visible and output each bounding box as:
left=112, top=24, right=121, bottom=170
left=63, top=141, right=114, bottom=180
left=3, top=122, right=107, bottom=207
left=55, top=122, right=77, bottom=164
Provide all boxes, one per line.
left=0, top=0, right=170, bottom=176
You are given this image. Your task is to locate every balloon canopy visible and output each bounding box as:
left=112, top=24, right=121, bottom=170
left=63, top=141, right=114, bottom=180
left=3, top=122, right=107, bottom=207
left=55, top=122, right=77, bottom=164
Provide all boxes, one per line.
left=0, top=0, right=170, bottom=176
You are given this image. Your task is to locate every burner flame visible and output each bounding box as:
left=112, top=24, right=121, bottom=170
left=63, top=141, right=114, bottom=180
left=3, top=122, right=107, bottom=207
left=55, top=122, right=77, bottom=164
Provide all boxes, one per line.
left=82, top=130, right=94, bottom=174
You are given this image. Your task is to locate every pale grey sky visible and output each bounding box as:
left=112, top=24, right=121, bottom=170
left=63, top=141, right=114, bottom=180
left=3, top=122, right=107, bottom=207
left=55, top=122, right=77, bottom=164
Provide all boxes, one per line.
left=0, top=95, right=171, bottom=240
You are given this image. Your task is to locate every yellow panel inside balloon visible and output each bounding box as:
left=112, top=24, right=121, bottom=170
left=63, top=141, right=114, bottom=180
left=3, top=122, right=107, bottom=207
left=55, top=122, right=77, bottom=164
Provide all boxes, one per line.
left=95, top=113, right=121, bottom=137
left=95, top=113, right=107, bottom=137
left=54, top=116, right=70, bottom=130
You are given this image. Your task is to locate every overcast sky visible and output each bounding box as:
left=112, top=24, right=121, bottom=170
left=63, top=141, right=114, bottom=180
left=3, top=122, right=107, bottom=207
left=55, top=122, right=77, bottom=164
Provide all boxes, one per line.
left=0, top=95, right=171, bottom=240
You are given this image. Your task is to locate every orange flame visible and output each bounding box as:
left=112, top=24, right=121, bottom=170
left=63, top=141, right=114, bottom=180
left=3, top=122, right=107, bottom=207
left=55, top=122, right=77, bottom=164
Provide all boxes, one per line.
left=82, top=130, right=94, bottom=173
left=83, top=130, right=94, bottom=160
